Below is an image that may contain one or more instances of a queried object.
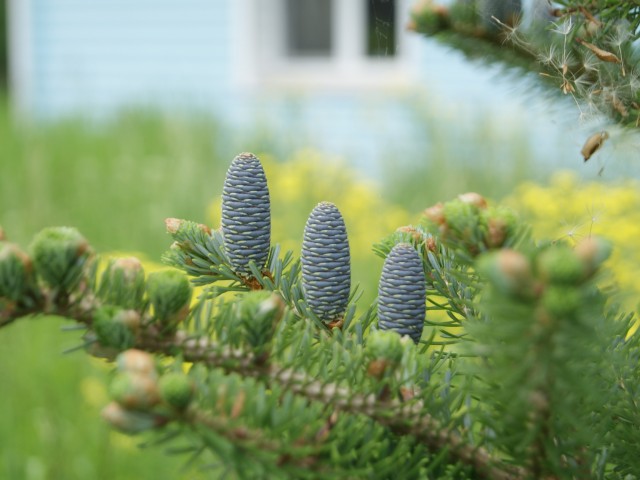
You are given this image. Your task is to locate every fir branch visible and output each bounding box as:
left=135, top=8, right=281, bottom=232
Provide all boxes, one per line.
left=1, top=301, right=524, bottom=479
left=410, top=0, right=640, bottom=129
left=186, top=408, right=329, bottom=476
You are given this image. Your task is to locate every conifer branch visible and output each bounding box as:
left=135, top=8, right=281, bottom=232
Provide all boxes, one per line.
left=1, top=298, right=525, bottom=479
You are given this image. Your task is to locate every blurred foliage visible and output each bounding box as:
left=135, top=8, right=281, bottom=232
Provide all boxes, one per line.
left=0, top=106, right=225, bottom=258
left=1, top=100, right=639, bottom=477
left=0, top=0, right=6, bottom=87
left=409, top=0, right=640, bottom=129
left=507, top=171, right=640, bottom=319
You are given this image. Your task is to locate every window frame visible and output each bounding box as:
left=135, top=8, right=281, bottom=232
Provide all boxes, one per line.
left=232, top=0, right=418, bottom=90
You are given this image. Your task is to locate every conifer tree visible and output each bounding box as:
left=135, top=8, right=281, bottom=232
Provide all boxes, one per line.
left=1, top=152, right=639, bottom=479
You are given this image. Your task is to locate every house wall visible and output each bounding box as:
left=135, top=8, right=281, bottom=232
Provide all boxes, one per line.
left=7, top=0, right=432, bottom=173
left=10, top=0, right=232, bottom=116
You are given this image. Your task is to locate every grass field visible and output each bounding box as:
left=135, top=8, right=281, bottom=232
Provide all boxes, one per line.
left=0, top=97, right=628, bottom=478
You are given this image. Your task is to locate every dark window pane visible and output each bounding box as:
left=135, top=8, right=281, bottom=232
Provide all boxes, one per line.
left=366, top=0, right=396, bottom=57
left=286, top=0, right=333, bottom=56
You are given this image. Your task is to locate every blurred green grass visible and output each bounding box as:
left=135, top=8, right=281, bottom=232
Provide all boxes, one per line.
left=0, top=98, right=542, bottom=478
left=0, top=104, right=228, bottom=479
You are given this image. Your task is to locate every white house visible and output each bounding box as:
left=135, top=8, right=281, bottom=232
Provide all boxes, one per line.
left=7, top=0, right=587, bottom=174
left=8, top=1, right=444, bottom=165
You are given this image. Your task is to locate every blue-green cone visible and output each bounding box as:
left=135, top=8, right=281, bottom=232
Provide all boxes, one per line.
left=378, top=243, right=426, bottom=343
left=221, top=153, right=271, bottom=275
left=301, top=202, right=351, bottom=324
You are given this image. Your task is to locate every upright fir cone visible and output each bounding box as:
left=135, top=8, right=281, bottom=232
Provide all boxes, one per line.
left=221, top=153, right=271, bottom=275
left=301, top=202, right=351, bottom=325
left=378, top=243, right=426, bottom=344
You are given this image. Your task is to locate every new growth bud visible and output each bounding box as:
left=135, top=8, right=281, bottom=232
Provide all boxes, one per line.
left=0, top=242, right=36, bottom=302
left=477, top=249, right=534, bottom=298
left=146, top=270, right=192, bottom=331
left=99, top=256, right=146, bottom=310
left=30, top=227, right=92, bottom=292
left=236, top=291, right=285, bottom=351
left=93, top=306, right=140, bottom=350
left=366, top=329, right=405, bottom=364
left=110, top=372, right=161, bottom=411
left=159, top=372, right=195, bottom=411
left=574, top=236, right=612, bottom=276
left=537, top=246, right=587, bottom=285
left=101, top=402, right=166, bottom=435
left=116, top=349, right=159, bottom=379
left=103, top=351, right=190, bottom=433
left=458, top=192, right=488, bottom=209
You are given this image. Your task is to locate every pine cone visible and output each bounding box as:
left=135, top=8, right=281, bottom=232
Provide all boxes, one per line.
left=221, top=153, right=271, bottom=275
left=301, top=202, right=351, bottom=324
left=378, top=243, right=426, bottom=343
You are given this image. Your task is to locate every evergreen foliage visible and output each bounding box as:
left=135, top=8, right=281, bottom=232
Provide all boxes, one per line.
left=409, top=0, right=640, bottom=129
left=1, top=152, right=639, bottom=479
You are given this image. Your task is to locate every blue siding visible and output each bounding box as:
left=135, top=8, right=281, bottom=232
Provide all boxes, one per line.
left=21, top=0, right=582, bottom=175
left=31, top=0, right=230, bottom=116
left=22, top=0, right=436, bottom=172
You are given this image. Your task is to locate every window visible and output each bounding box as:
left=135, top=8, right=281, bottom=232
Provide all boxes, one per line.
left=286, top=0, right=333, bottom=57
left=366, top=0, right=397, bottom=57
left=235, top=0, right=416, bottom=89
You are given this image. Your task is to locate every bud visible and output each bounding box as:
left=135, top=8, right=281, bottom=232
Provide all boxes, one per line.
left=116, top=349, right=158, bottom=379
left=159, top=372, right=195, bottom=411
left=99, top=257, right=146, bottom=310
left=366, top=329, right=405, bottom=364
left=425, top=236, right=438, bottom=253
left=237, top=291, right=285, bottom=350
left=574, top=237, right=612, bottom=276
left=378, top=243, right=426, bottom=343
left=458, top=192, right=487, bottom=209
left=482, top=206, right=518, bottom=249
left=0, top=226, right=5, bottom=241
left=101, top=401, right=166, bottom=435
left=423, top=202, right=446, bottom=226
left=221, top=153, right=271, bottom=275
left=542, top=285, right=582, bottom=318
left=477, top=249, right=534, bottom=298
left=146, top=270, right=192, bottom=330
left=165, top=218, right=184, bottom=235
left=301, top=202, right=351, bottom=324
left=537, top=246, right=587, bottom=285
left=93, top=306, right=140, bottom=350
left=396, top=226, right=424, bottom=244
left=0, top=242, right=35, bottom=301
left=110, top=372, right=161, bottom=410
left=30, top=227, right=91, bottom=291
left=165, top=218, right=211, bottom=236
